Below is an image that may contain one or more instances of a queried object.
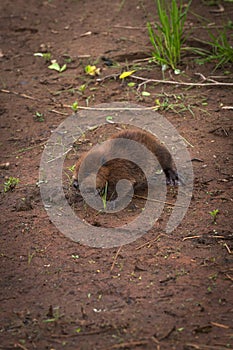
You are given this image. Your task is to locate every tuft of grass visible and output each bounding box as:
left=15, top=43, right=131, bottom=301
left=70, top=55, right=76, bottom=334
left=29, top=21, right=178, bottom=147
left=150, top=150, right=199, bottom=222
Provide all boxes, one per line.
left=101, top=182, right=108, bottom=210
left=64, top=165, right=76, bottom=185
left=4, top=177, right=20, bottom=192
left=34, top=111, right=44, bottom=122
left=147, top=0, right=191, bottom=70
left=153, top=92, right=208, bottom=117
left=195, top=29, right=233, bottom=70
left=209, top=209, right=219, bottom=223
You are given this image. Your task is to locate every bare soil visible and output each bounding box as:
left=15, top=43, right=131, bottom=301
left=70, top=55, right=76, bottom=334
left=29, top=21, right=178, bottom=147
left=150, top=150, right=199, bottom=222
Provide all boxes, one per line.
left=0, top=1, right=233, bottom=349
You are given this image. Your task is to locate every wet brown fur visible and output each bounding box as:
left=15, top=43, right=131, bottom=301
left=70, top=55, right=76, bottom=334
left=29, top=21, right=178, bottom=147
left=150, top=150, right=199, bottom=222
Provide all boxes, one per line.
left=73, top=129, right=178, bottom=195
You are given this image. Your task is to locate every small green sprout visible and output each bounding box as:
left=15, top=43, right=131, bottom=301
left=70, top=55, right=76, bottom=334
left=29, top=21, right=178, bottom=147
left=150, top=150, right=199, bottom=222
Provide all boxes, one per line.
left=68, top=164, right=76, bottom=172
left=101, top=182, right=108, bottom=210
left=71, top=254, right=79, bottom=259
left=34, top=52, right=51, bottom=61
left=28, top=251, right=36, bottom=265
left=64, top=56, right=72, bottom=63
left=4, top=177, right=20, bottom=192
left=34, top=111, right=44, bottom=122
left=48, top=60, right=67, bottom=73
left=71, top=101, right=79, bottom=112
left=106, top=116, right=114, bottom=124
left=78, top=84, right=86, bottom=93
left=209, top=209, right=219, bottom=223
left=64, top=165, right=76, bottom=185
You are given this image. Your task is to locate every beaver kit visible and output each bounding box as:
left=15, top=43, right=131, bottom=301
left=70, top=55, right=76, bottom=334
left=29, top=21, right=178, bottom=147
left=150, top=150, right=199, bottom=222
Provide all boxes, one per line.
left=72, top=128, right=179, bottom=202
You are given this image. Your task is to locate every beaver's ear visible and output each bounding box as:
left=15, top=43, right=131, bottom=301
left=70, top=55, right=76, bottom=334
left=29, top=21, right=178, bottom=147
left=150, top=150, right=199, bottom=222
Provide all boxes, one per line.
left=100, top=155, right=107, bottom=166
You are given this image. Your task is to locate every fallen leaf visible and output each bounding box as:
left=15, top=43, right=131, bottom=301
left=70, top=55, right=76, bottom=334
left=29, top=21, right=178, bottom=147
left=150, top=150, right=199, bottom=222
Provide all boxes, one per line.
left=119, top=70, right=136, bottom=79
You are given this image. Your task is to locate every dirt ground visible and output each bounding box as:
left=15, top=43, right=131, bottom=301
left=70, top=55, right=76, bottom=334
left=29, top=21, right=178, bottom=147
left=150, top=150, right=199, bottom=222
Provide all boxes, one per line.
left=0, top=0, right=233, bottom=349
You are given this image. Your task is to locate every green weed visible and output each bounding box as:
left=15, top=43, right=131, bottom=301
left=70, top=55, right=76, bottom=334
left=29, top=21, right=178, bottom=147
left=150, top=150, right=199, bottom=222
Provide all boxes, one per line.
left=78, top=84, right=86, bottom=93
left=48, top=60, right=67, bottom=73
left=4, top=177, right=20, bottom=192
left=68, top=165, right=76, bottom=172
left=28, top=251, right=36, bottom=265
left=147, top=0, right=191, bottom=70
left=195, top=29, right=233, bottom=70
left=209, top=209, right=219, bottom=223
left=71, top=101, right=79, bottom=112
left=152, top=92, right=208, bottom=117
left=101, top=182, right=108, bottom=210
left=34, top=111, right=44, bottom=122
left=64, top=165, right=76, bottom=185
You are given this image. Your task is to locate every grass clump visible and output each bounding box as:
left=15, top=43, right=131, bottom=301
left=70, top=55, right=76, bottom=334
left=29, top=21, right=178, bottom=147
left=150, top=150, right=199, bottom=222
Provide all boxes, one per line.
left=101, top=182, right=108, bottom=210
left=195, top=29, right=233, bottom=70
left=4, top=177, right=19, bottom=192
left=147, top=0, right=191, bottom=70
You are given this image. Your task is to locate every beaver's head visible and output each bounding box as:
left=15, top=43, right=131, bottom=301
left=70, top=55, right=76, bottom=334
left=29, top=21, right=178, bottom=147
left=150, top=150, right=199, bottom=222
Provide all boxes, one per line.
left=72, top=145, right=110, bottom=195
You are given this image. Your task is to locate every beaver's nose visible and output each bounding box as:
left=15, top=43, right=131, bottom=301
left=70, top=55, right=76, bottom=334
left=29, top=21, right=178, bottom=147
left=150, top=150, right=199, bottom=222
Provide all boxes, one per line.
left=73, top=179, right=79, bottom=189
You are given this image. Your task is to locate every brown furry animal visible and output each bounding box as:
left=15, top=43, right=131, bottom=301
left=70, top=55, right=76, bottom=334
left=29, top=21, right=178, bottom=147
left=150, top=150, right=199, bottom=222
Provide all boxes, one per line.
left=73, top=129, right=179, bottom=196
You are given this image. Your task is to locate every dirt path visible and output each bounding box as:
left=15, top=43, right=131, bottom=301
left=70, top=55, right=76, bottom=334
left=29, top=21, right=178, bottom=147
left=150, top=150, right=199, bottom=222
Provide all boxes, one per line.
left=0, top=1, right=232, bottom=349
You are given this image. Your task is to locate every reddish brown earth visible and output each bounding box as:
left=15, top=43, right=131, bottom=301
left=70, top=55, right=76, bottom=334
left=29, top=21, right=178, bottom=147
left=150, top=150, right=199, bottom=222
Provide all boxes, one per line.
left=0, top=1, right=233, bottom=349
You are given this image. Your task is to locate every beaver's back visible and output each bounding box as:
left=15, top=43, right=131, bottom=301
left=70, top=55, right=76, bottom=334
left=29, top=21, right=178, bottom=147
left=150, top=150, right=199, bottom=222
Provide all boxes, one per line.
left=110, top=129, right=174, bottom=172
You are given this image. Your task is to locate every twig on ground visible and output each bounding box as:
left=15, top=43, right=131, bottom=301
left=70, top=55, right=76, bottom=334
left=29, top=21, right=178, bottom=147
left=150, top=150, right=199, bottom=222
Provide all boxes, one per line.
left=185, top=343, right=228, bottom=350
left=50, top=109, right=69, bottom=116
left=191, top=158, right=204, bottom=162
left=0, top=88, right=38, bottom=100
left=209, top=3, right=224, bottom=13
left=97, top=73, right=233, bottom=87
left=182, top=235, right=201, bottom=241
left=209, top=126, right=229, bottom=136
left=133, top=194, right=187, bottom=208
left=109, top=340, right=148, bottom=349
left=222, top=106, right=233, bottom=110
left=62, top=104, right=155, bottom=111
left=133, top=73, right=233, bottom=89
left=110, top=246, right=122, bottom=272
left=136, top=234, right=165, bottom=250
left=47, top=147, right=73, bottom=163
left=158, top=325, right=176, bottom=341
left=225, top=273, right=233, bottom=282
left=181, top=135, right=194, bottom=148
left=113, top=25, right=146, bottom=30
left=96, top=73, right=119, bottom=82
left=14, top=343, right=29, bottom=350
left=51, top=326, right=113, bottom=338
left=13, top=141, right=47, bottom=155
left=210, top=321, right=229, bottom=329
left=224, top=243, right=232, bottom=254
